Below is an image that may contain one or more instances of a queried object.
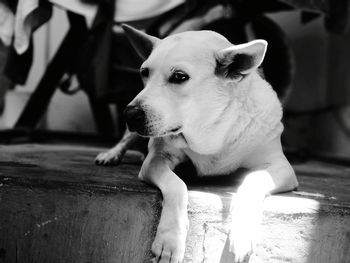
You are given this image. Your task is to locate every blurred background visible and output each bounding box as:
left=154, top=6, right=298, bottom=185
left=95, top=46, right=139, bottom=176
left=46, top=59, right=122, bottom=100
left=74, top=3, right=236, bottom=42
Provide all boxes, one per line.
left=0, top=0, right=349, bottom=162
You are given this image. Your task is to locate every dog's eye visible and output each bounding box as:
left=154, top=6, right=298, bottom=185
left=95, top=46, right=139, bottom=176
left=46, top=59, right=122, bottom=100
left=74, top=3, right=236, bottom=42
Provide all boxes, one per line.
left=140, top=68, right=149, bottom=78
left=169, top=71, right=189, bottom=84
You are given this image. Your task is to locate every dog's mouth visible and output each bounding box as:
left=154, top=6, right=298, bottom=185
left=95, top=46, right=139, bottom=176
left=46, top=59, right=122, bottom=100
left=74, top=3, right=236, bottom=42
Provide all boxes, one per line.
left=169, top=126, right=181, bottom=133
left=132, top=125, right=182, bottom=137
left=137, top=125, right=182, bottom=138
left=154, top=126, right=182, bottom=137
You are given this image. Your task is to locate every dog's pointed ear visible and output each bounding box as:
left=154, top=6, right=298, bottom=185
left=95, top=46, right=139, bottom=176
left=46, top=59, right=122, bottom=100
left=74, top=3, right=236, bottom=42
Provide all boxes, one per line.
left=215, top=40, right=267, bottom=79
left=121, top=24, right=160, bottom=60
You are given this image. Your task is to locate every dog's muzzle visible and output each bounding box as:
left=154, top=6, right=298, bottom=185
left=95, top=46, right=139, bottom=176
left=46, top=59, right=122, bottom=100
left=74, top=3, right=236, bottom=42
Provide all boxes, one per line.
left=124, top=105, right=146, bottom=133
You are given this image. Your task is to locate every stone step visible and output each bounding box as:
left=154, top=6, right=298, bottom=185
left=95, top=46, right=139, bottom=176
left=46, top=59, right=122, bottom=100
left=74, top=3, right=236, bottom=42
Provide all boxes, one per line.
left=0, top=144, right=349, bottom=263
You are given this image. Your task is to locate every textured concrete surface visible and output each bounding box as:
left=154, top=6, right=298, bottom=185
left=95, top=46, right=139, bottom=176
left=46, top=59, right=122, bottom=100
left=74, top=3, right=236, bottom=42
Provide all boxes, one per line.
left=0, top=144, right=349, bottom=263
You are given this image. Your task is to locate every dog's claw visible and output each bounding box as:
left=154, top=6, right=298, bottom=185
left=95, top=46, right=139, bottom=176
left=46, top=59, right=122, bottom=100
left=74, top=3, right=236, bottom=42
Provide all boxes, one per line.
left=229, top=236, right=253, bottom=263
left=151, top=221, right=187, bottom=263
left=159, top=249, right=172, bottom=263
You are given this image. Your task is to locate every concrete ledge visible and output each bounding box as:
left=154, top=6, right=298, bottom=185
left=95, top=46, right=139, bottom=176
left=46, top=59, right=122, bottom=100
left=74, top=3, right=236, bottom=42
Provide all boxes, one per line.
left=187, top=191, right=350, bottom=263
left=0, top=145, right=161, bottom=263
left=0, top=144, right=349, bottom=263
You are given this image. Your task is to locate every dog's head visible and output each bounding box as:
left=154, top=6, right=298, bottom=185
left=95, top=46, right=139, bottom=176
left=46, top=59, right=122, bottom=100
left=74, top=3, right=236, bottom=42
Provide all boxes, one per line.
left=122, top=24, right=267, bottom=138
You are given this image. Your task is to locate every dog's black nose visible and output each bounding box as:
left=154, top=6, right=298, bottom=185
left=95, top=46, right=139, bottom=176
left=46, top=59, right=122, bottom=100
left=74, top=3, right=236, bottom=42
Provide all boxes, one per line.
left=123, top=105, right=146, bottom=132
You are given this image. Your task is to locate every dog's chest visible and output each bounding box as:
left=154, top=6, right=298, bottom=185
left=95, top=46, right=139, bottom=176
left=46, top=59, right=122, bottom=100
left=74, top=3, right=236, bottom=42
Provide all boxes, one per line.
left=164, top=134, right=242, bottom=175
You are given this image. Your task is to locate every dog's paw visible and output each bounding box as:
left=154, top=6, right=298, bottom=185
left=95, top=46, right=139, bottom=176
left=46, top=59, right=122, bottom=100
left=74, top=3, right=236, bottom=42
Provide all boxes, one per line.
left=151, top=217, right=188, bottom=263
left=95, top=149, right=123, bottom=166
left=228, top=212, right=260, bottom=263
left=229, top=225, right=254, bottom=263
left=151, top=229, right=187, bottom=263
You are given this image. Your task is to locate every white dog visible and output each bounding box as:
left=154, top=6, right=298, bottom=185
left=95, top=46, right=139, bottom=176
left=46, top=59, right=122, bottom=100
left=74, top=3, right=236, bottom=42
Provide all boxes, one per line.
left=96, top=25, right=299, bottom=263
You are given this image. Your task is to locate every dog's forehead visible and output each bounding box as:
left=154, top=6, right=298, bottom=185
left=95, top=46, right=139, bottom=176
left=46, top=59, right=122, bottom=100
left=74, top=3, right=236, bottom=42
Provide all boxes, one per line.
left=166, top=30, right=229, bottom=45
left=148, top=31, right=231, bottom=64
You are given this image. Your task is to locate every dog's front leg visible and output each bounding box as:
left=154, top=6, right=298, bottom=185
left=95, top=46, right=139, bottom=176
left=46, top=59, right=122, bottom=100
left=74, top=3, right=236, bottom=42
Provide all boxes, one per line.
left=139, top=138, right=188, bottom=263
left=229, top=142, right=298, bottom=262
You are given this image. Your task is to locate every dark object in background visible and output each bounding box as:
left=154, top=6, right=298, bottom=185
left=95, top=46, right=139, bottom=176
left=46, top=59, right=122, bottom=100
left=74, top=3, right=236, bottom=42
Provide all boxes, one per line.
left=0, top=42, right=13, bottom=116
left=281, top=0, right=350, bottom=34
